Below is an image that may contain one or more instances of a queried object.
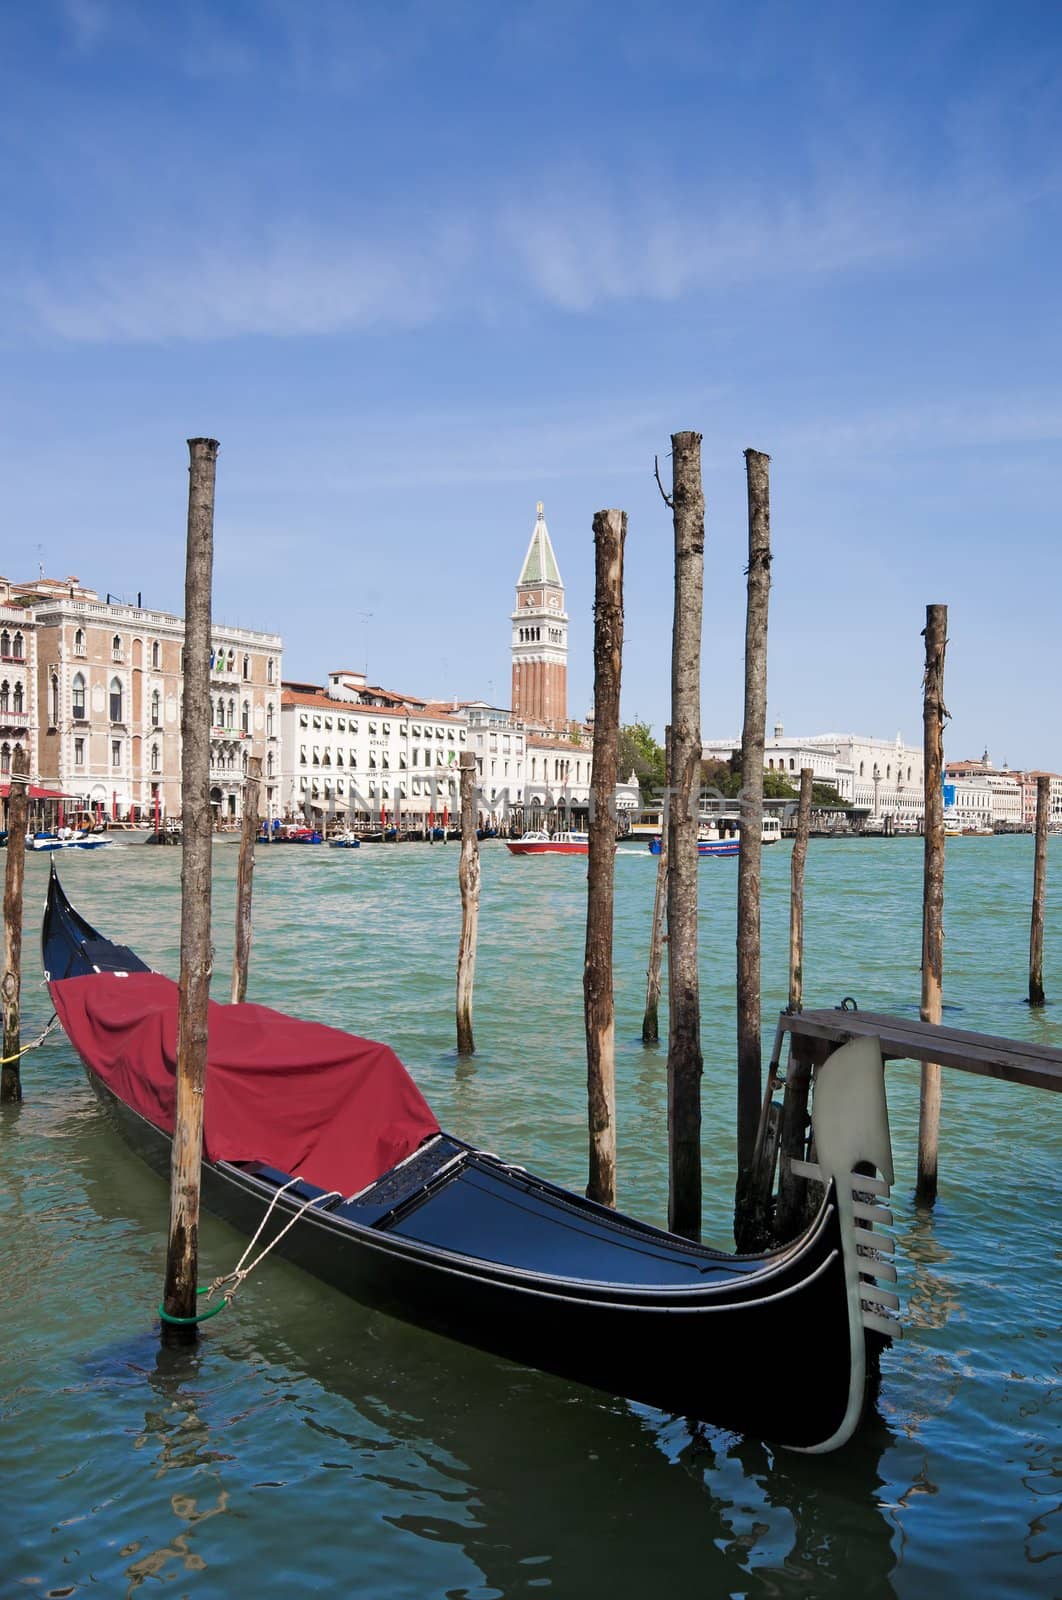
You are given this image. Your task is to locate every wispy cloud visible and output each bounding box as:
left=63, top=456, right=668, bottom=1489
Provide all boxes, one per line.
left=8, top=160, right=1044, bottom=345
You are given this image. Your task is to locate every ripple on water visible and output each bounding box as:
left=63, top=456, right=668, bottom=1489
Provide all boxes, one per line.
left=2, top=836, right=1060, bottom=1597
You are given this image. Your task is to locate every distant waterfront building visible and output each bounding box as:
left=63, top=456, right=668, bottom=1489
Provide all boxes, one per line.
left=0, top=597, right=36, bottom=787
left=1, top=574, right=281, bottom=824
left=280, top=673, right=468, bottom=826
left=1019, top=771, right=1062, bottom=828
left=510, top=503, right=569, bottom=731
left=944, top=755, right=1023, bottom=830
left=702, top=724, right=926, bottom=824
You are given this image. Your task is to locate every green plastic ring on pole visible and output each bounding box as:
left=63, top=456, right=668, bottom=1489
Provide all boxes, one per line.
left=158, top=1287, right=228, bottom=1325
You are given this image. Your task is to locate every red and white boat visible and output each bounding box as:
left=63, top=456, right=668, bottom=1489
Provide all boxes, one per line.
left=506, top=830, right=589, bottom=856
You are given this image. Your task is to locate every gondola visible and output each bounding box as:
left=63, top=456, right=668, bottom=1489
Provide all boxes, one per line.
left=41, top=864, right=900, bottom=1453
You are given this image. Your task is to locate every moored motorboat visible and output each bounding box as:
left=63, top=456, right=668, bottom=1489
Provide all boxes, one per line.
left=41, top=864, right=899, bottom=1453
left=328, top=831, right=362, bottom=849
left=507, top=830, right=591, bottom=856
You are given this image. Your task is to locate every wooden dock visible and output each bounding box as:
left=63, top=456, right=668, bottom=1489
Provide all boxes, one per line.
left=781, top=1008, right=1062, bottom=1094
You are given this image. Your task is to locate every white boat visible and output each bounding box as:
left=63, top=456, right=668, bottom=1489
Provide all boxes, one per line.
left=507, top=830, right=590, bottom=856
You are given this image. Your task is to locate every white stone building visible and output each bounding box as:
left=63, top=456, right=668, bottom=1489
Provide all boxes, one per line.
left=702, top=725, right=926, bottom=824
left=281, top=677, right=468, bottom=826
left=0, top=600, right=36, bottom=787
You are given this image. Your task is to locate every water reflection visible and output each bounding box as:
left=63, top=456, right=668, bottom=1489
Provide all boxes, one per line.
left=59, top=1118, right=906, bottom=1598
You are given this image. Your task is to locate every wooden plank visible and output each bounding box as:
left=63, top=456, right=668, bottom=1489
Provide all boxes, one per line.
left=782, top=1010, right=1062, bottom=1093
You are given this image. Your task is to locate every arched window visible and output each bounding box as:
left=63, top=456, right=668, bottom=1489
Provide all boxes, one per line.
left=886, top=764, right=891, bottom=779
left=151, top=640, right=160, bottom=669
left=266, top=703, right=274, bottom=737
left=13, top=682, right=24, bottom=714
left=150, top=743, right=160, bottom=773
left=242, top=748, right=249, bottom=773
left=50, top=674, right=59, bottom=726
left=227, top=697, right=235, bottom=728
left=72, top=673, right=86, bottom=719
left=74, top=627, right=85, bottom=657
left=266, top=750, right=274, bottom=778
left=12, top=632, right=24, bottom=660
left=0, top=681, right=7, bottom=712
left=241, top=699, right=249, bottom=734
left=0, top=743, right=9, bottom=774
left=243, top=654, right=250, bottom=680
left=151, top=689, right=160, bottom=726
left=0, top=631, right=9, bottom=658
left=267, top=658, right=275, bottom=684
left=112, top=634, right=121, bottom=657
left=859, top=761, right=865, bottom=778
left=109, top=677, right=123, bottom=722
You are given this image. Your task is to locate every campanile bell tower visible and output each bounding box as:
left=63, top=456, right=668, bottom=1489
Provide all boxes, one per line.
left=510, top=501, right=568, bottom=729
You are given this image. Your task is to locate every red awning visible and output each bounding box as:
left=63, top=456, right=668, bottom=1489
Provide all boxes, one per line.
left=50, top=972, right=440, bottom=1196
left=0, top=784, right=84, bottom=800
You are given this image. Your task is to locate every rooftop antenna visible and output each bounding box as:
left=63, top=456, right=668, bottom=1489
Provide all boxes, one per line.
left=37, top=544, right=44, bottom=580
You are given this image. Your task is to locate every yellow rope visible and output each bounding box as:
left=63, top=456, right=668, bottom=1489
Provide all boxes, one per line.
left=0, top=1014, right=59, bottom=1065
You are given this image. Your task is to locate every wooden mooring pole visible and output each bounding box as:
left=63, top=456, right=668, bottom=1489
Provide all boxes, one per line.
left=585, top=509, right=625, bottom=1208
left=1, top=748, right=30, bottom=1103
left=789, top=767, right=813, bottom=1013
left=456, top=751, right=480, bottom=1055
left=231, top=755, right=261, bottom=1005
left=917, top=603, right=948, bottom=1205
left=162, top=437, right=218, bottom=1341
left=736, top=449, right=771, bottom=1185
left=665, top=432, right=705, bottom=1241
left=642, top=725, right=672, bottom=1045
left=1029, top=774, right=1050, bottom=1006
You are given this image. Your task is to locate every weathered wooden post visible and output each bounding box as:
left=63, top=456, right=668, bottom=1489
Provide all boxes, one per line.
left=665, top=432, right=705, bottom=1240
left=642, top=725, right=672, bottom=1045
left=456, top=751, right=480, bottom=1055
left=789, top=767, right=814, bottom=1013
left=1, top=748, right=30, bottom=1103
left=1029, top=774, right=1050, bottom=1006
left=162, top=436, right=218, bottom=1342
left=231, top=755, right=261, bottom=1004
left=736, top=449, right=771, bottom=1185
left=917, top=603, right=948, bottom=1205
left=585, top=509, right=625, bottom=1208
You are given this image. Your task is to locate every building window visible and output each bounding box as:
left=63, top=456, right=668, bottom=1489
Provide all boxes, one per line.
left=241, top=700, right=250, bottom=734
left=72, top=673, right=86, bottom=719
left=0, top=681, right=7, bottom=713
left=266, top=704, right=274, bottom=737
left=267, top=658, right=275, bottom=684
left=151, top=640, right=160, bottom=669
left=12, top=632, right=24, bottom=660
left=50, top=675, right=58, bottom=725
left=109, top=677, right=123, bottom=722
left=151, top=689, right=160, bottom=726
left=228, top=698, right=235, bottom=728
left=0, top=744, right=8, bottom=774
left=74, top=628, right=86, bottom=657
left=112, top=739, right=122, bottom=768
left=299, top=745, right=307, bottom=765
left=74, top=737, right=85, bottom=767
left=266, top=751, right=274, bottom=778
left=150, top=743, right=160, bottom=773
left=0, top=632, right=8, bottom=659
left=112, top=634, right=122, bottom=661
left=243, top=654, right=250, bottom=680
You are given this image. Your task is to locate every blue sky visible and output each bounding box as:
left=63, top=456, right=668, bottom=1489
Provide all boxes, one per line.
left=3, top=1, right=1060, bottom=765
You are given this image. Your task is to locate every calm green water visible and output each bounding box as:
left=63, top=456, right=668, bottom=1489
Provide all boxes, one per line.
left=2, top=837, right=1059, bottom=1598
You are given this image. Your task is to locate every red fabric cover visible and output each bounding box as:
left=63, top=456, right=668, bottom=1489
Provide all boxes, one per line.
left=50, top=971, right=439, bottom=1196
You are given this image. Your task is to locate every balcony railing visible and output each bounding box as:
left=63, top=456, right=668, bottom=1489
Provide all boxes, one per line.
left=0, top=709, right=30, bottom=727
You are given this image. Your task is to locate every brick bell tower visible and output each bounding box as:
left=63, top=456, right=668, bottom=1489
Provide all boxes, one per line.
left=510, top=501, right=568, bottom=730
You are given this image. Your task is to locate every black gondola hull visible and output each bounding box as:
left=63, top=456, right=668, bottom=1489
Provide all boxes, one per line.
left=46, top=863, right=884, bottom=1452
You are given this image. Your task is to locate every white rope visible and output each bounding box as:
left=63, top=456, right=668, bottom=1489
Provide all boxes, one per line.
left=207, top=1177, right=342, bottom=1305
